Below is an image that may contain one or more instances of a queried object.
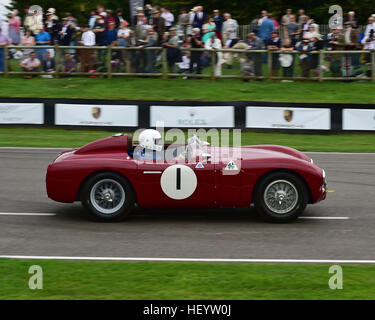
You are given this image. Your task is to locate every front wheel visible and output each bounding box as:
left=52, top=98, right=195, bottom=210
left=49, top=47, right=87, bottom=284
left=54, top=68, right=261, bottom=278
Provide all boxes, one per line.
left=80, top=172, right=135, bottom=222
left=254, top=172, right=308, bottom=223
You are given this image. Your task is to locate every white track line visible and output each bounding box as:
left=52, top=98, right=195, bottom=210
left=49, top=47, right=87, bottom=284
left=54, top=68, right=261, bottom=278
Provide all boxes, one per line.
left=0, top=147, right=67, bottom=150
left=0, top=212, right=348, bottom=220
left=0, top=212, right=56, bottom=216
left=299, top=216, right=349, bottom=220
left=305, top=152, right=375, bottom=155
left=0, top=255, right=374, bottom=264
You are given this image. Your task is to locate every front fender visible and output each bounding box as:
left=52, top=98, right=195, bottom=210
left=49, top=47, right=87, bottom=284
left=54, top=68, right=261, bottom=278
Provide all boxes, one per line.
left=244, top=145, right=311, bottom=162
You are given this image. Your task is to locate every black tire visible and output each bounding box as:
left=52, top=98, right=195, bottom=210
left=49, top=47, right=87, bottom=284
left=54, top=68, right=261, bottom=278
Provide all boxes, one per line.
left=80, top=171, right=135, bottom=222
left=254, top=171, right=308, bottom=223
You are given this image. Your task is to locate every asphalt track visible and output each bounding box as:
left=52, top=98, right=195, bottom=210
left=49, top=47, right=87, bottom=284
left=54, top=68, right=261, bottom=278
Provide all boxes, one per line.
left=0, top=148, right=375, bottom=262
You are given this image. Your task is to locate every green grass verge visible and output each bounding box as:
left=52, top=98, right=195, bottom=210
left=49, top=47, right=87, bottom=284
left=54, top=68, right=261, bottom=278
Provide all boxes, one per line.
left=0, top=127, right=374, bottom=152
left=1, top=76, right=375, bottom=103
left=0, top=259, right=373, bottom=300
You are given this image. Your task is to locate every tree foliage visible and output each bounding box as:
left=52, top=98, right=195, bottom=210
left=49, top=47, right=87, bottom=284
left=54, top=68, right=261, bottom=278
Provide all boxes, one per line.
left=7, top=0, right=375, bottom=24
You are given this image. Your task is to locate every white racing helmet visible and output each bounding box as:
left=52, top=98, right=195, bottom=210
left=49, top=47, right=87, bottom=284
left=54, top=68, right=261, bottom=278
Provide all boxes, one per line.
left=138, top=129, right=163, bottom=151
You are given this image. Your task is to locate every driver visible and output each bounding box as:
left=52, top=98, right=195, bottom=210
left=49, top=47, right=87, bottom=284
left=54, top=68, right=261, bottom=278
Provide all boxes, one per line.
left=175, top=134, right=211, bottom=161
left=132, top=129, right=164, bottom=161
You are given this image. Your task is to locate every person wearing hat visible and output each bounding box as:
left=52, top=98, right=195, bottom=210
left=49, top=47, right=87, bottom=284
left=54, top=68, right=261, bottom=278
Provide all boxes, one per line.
left=295, top=38, right=313, bottom=79
left=46, top=8, right=58, bottom=21
left=133, top=7, right=144, bottom=26
left=45, top=8, right=59, bottom=43
left=150, top=9, right=165, bottom=42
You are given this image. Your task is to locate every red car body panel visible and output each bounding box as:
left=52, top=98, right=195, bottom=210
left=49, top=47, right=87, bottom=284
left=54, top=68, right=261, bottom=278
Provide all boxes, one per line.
left=46, top=134, right=326, bottom=208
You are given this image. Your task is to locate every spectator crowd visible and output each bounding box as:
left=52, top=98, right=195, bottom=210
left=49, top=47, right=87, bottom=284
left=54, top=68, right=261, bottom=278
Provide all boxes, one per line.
left=1, top=4, right=375, bottom=80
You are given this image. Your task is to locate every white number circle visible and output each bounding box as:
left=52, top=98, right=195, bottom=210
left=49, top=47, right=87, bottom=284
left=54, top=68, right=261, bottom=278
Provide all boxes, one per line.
left=160, top=165, right=197, bottom=200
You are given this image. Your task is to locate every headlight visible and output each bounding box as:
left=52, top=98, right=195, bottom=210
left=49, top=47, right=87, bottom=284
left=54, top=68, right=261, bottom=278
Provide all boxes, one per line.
left=310, top=158, right=314, bottom=164
left=322, top=169, right=327, bottom=186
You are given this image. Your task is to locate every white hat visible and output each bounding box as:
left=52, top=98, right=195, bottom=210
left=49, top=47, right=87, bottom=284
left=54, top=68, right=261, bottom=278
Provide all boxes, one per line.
left=47, top=8, right=56, bottom=14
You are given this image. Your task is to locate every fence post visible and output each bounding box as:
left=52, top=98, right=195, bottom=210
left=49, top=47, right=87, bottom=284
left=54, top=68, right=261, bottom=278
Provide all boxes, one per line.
left=54, top=44, right=60, bottom=79
left=371, top=50, right=375, bottom=82
left=267, top=50, right=272, bottom=81
left=106, top=46, right=112, bottom=79
left=211, top=49, right=216, bottom=80
left=4, top=45, right=9, bottom=78
left=162, top=47, right=168, bottom=79
left=319, top=51, right=324, bottom=82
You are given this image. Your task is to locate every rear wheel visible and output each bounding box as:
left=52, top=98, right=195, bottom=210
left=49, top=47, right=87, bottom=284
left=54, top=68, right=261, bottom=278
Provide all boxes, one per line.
left=254, top=171, right=308, bottom=222
left=80, top=172, right=135, bottom=221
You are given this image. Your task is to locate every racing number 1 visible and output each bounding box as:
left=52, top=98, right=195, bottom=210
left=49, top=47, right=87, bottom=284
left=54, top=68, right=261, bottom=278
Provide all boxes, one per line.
left=160, top=165, right=197, bottom=200
left=176, top=168, right=181, bottom=190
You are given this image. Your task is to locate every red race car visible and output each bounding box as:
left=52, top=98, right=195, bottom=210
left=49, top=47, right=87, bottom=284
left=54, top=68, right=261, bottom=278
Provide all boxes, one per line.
left=46, top=130, right=327, bottom=222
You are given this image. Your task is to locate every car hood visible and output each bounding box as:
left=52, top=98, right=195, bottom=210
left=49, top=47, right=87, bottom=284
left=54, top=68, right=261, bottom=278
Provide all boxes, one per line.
left=203, top=145, right=310, bottom=162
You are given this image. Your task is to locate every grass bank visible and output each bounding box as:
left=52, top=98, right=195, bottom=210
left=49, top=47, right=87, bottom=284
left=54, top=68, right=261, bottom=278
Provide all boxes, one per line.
left=0, top=259, right=373, bottom=300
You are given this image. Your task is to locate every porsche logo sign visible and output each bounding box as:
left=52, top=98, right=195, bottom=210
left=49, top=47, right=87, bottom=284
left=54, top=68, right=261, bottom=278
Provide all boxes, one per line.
left=283, top=110, right=293, bottom=122
left=92, top=107, right=101, bottom=119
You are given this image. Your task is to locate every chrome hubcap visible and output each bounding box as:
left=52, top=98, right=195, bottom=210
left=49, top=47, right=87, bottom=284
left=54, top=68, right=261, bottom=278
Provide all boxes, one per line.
left=90, top=179, right=125, bottom=215
left=264, top=179, right=298, bottom=215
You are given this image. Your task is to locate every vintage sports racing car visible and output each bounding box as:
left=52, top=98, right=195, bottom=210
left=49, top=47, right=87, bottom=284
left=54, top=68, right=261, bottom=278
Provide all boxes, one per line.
left=46, top=130, right=327, bottom=222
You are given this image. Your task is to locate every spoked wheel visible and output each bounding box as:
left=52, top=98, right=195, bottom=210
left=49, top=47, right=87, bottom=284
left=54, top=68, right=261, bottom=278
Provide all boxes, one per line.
left=81, top=172, right=135, bottom=221
left=254, top=172, right=308, bottom=222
